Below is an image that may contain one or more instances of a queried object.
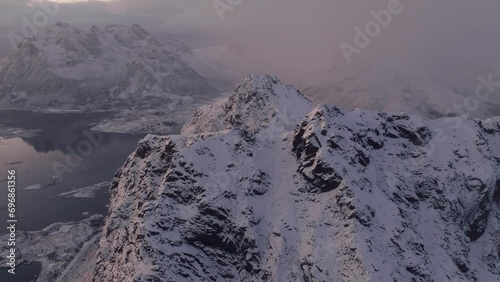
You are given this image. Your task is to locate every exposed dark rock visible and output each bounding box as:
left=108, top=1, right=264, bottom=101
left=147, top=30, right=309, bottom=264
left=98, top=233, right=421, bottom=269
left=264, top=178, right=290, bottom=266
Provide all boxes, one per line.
left=465, top=195, right=491, bottom=241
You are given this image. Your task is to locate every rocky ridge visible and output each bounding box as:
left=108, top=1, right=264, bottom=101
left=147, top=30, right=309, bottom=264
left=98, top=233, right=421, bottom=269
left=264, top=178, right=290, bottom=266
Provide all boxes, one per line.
left=94, top=74, right=500, bottom=281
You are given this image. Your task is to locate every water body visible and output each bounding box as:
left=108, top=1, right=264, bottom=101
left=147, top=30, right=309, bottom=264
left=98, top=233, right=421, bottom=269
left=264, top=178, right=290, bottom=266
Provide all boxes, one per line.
left=0, top=262, right=42, bottom=282
left=0, top=110, right=149, bottom=281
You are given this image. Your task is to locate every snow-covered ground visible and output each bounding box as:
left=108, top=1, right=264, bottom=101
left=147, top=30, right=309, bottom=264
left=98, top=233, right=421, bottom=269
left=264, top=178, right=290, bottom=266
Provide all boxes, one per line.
left=24, top=176, right=62, bottom=191
left=89, top=95, right=225, bottom=134
left=55, top=232, right=101, bottom=282
left=5, top=73, right=499, bottom=281
left=0, top=215, right=104, bottom=282
left=91, top=109, right=187, bottom=135
left=51, top=181, right=110, bottom=199
left=0, top=127, right=40, bottom=139
left=93, top=74, right=500, bottom=281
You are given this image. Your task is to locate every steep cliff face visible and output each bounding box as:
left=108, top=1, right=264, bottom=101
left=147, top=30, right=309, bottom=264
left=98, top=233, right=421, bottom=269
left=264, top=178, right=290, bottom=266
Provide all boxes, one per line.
left=94, top=74, right=500, bottom=281
left=0, top=22, right=217, bottom=109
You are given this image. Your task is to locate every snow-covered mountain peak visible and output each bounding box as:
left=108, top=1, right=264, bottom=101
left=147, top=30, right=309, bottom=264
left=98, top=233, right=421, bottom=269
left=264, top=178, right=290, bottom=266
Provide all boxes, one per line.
left=94, top=74, right=500, bottom=281
left=181, top=74, right=312, bottom=135
left=0, top=22, right=217, bottom=110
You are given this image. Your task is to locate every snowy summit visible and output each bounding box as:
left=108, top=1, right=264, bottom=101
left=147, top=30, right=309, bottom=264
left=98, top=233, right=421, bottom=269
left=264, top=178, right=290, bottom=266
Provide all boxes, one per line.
left=94, top=74, right=500, bottom=281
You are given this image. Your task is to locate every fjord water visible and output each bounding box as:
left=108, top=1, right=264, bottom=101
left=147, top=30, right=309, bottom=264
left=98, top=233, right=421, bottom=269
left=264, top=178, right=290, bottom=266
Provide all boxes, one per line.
left=0, top=262, right=41, bottom=282
left=0, top=110, right=147, bottom=232
left=0, top=110, right=146, bottom=280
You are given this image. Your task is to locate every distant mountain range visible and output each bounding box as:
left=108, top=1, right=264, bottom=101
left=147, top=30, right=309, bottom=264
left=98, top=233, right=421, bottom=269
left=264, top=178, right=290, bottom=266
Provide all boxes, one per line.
left=2, top=22, right=498, bottom=122
left=0, top=22, right=218, bottom=110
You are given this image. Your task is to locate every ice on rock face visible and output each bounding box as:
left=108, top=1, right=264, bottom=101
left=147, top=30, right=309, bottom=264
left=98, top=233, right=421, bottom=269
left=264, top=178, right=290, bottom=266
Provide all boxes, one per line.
left=94, top=75, right=500, bottom=281
left=0, top=22, right=218, bottom=110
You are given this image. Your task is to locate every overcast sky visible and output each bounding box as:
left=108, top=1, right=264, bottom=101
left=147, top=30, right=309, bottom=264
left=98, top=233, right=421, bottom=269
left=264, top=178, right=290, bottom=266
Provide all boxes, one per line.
left=1, top=0, right=499, bottom=82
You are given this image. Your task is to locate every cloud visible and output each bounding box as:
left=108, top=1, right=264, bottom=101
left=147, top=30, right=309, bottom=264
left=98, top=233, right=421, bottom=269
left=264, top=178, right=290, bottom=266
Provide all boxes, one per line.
left=0, top=0, right=499, bottom=83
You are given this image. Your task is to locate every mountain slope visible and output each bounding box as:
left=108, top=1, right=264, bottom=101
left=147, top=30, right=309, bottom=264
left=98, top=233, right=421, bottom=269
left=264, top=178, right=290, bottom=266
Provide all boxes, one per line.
left=181, top=74, right=312, bottom=135
left=94, top=74, right=500, bottom=281
left=0, top=22, right=218, bottom=109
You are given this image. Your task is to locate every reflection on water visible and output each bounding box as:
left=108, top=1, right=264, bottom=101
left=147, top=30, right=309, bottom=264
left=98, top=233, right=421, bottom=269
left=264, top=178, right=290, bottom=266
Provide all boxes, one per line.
left=0, top=110, right=110, bottom=131
left=0, top=110, right=148, bottom=233
left=22, top=129, right=124, bottom=154
left=0, top=110, right=111, bottom=153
